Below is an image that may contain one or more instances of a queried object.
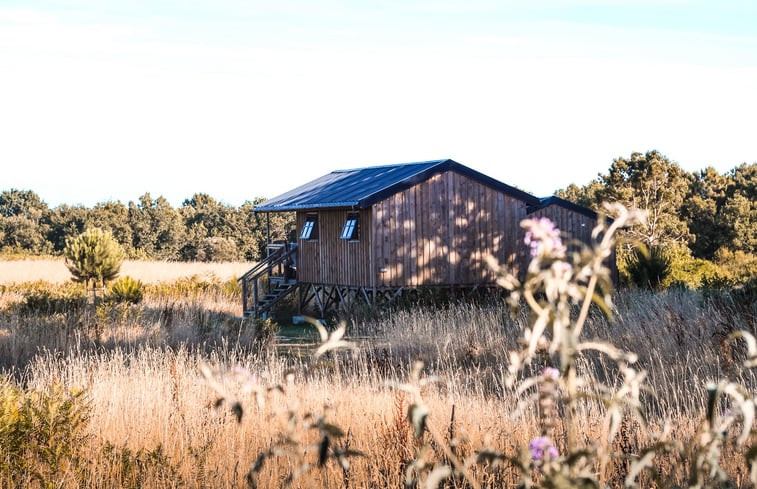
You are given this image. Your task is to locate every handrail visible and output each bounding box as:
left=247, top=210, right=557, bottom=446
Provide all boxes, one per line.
left=238, top=245, right=287, bottom=282
left=248, top=245, right=297, bottom=283
left=240, top=243, right=298, bottom=317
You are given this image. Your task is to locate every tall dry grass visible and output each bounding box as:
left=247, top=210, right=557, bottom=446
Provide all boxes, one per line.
left=0, top=258, right=255, bottom=285
left=0, top=275, right=755, bottom=487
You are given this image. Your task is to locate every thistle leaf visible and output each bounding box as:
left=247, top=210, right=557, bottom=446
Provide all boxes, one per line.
left=409, top=403, right=429, bottom=439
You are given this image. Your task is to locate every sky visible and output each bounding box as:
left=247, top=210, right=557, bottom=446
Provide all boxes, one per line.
left=1, top=0, right=756, bottom=208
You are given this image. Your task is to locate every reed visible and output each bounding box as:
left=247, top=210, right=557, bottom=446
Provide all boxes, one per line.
left=0, top=253, right=755, bottom=487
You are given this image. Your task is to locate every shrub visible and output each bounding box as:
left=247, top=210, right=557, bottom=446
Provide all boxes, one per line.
left=108, top=276, right=144, bottom=304
left=14, top=281, right=86, bottom=315
left=625, top=244, right=671, bottom=289
left=0, top=379, right=91, bottom=487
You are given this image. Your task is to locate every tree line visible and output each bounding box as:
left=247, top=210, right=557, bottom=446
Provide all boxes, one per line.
left=558, top=150, right=755, bottom=286
left=0, top=192, right=294, bottom=262
left=1, top=150, right=754, bottom=286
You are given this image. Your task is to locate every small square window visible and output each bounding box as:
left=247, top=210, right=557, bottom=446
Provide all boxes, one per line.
left=340, top=213, right=359, bottom=240
left=300, top=215, right=318, bottom=240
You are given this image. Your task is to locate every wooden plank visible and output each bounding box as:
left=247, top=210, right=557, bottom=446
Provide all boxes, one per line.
left=381, top=199, right=392, bottom=286
left=430, top=175, right=440, bottom=283
left=483, top=184, right=493, bottom=282
left=408, top=185, right=417, bottom=286
left=395, top=191, right=405, bottom=286
left=418, top=179, right=428, bottom=284
left=496, top=191, right=505, bottom=267
left=460, top=174, right=470, bottom=284
left=446, top=171, right=456, bottom=285
left=473, top=177, right=482, bottom=281
left=402, top=189, right=411, bottom=286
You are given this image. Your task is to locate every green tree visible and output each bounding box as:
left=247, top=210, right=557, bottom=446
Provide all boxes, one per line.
left=180, top=194, right=241, bottom=261
left=64, top=228, right=125, bottom=301
left=90, top=201, right=133, bottom=255
left=235, top=199, right=295, bottom=261
left=721, top=163, right=756, bottom=254
left=0, top=189, right=52, bottom=254
left=128, top=193, right=185, bottom=259
left=46, top=204, right=90, bottom=253
left=596, top=150, right=693, bottom=248
left=682, top=167, right=730, bottom=259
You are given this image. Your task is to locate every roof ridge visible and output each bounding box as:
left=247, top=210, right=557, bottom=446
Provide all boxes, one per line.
left=332, top=159, right=450, bottom=173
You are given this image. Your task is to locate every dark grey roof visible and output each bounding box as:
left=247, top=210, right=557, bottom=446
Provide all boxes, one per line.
left=254, top=159, right=541, bottom=212
left=527, top=196, right=600, bottom=220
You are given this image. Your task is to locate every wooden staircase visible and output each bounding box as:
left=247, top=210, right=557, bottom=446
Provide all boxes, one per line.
left=239, top=243, right=298, bottom=318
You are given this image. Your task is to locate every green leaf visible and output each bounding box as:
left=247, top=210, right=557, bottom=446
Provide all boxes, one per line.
left=424, top=465, right=452, bottom=488
left=409, top=403, right=428, bottom=439
left=231, top=401, right=243, bottom=423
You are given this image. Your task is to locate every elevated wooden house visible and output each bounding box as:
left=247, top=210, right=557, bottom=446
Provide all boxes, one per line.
left=240, top=159, right=611, bottom=317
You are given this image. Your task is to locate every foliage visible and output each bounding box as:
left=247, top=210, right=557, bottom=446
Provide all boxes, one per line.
left=108, top=276, right=144, bottom=304
left=624, top=244, right=672, bottom=290
left=128, top=193, right=185, bottom=260
left=16, top=281, right=87, bottom=315
left=194, top=236, right=240, bottom=262
left=0, top=189, right=52, bottom=254
left=64, top=227, right=125, bottom=293
left=558, top=152, right=756, bottom=288
left=99, top=443, right=183, bottom=489
left=0, top=379, right=91, bottom=487
left=595, top=150, right=693, bottom=248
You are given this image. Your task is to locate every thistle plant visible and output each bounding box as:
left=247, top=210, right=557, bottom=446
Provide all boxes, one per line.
left=200, top=319, right=363, bottom=488
left=479, top=204, right=651, bottom=487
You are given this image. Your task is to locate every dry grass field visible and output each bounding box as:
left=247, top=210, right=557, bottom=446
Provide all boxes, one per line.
left=0, top=258, right=255, bottom=285
left=0, top=272, right=755, bottom=488
left=0, top=235, right=756, bottom=489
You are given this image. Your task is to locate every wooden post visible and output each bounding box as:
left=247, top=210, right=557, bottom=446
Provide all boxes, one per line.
left=242, top=278, right=248, bottom=315
left=266, top=212, right=271, bottom=257
left=253, top=280, right=259, bottom=318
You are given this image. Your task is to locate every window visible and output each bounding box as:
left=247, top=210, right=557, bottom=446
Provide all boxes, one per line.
left=340, top=213, right=359, bottom=240
left=300, top=214, right=318, bottom=240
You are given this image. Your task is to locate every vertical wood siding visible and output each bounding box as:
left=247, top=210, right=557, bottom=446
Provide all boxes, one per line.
left=297, top=209, right=372, bottom=287
left=372, top=171, right=530, bottom=287
left=528, top=205, right=595, bottom=246
left=528, top=204, right=619, bottom=280
left=293, top=173, right=612, bottom=289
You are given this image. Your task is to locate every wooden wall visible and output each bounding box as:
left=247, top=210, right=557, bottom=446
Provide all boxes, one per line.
left=527, top=205, right=595, bottom=246
left=528, top=204, right=618, bottom=280
left=297, top=208, right=372, bottom=287
left=372, top=171, right=530, bottom=287
left=292, top=176, right=616, bottom=289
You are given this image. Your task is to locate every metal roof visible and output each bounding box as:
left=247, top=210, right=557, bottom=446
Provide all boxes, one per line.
left=527, top=196, right=600, bottom=220
left=254, top=159, right=541, bottom=212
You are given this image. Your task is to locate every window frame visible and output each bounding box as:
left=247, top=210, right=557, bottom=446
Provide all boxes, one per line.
left=339, top=212, right=360, bottom=241
left=300, top=214, right=319, bottom=240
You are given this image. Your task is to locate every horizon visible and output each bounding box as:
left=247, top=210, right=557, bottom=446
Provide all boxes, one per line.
left=0, top=154, right=752, bottom=209
left=2, top=1, right=756, bottom=208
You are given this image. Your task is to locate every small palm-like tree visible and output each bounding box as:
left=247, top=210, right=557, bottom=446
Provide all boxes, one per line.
left=625, top=244, right=672, bottom=290
left=64, top=227, right=125, bottom=302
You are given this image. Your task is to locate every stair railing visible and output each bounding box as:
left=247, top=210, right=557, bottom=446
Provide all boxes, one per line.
left=239, top=244, right=298, bottom=316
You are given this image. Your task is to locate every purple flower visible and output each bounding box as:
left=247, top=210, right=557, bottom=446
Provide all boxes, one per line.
left=529, top=436, right=559, bottom=461
left=523, top=218, right=566, bottom=258
left=541, top=367, right=560, bottom=381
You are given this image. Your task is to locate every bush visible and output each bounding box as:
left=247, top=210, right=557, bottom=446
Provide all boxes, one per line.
left=665, top=243, right=720, bottom=289
left=14, top=281, right=86, bottom=315
left=625, top=244, right=671, bottom=289
left=108, top=276, right=144, bottom=304
left=0, top=379, right=91, bottom=486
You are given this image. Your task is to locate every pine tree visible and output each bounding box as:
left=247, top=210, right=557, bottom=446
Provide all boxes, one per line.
left=63, top=227, right=125, bottom=302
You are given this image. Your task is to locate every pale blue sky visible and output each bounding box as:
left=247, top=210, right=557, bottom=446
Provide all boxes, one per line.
left=1, top=1, right=755, bottom=207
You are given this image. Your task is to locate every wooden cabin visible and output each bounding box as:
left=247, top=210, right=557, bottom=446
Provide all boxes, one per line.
left=240, top=159, right=613, bottom=317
